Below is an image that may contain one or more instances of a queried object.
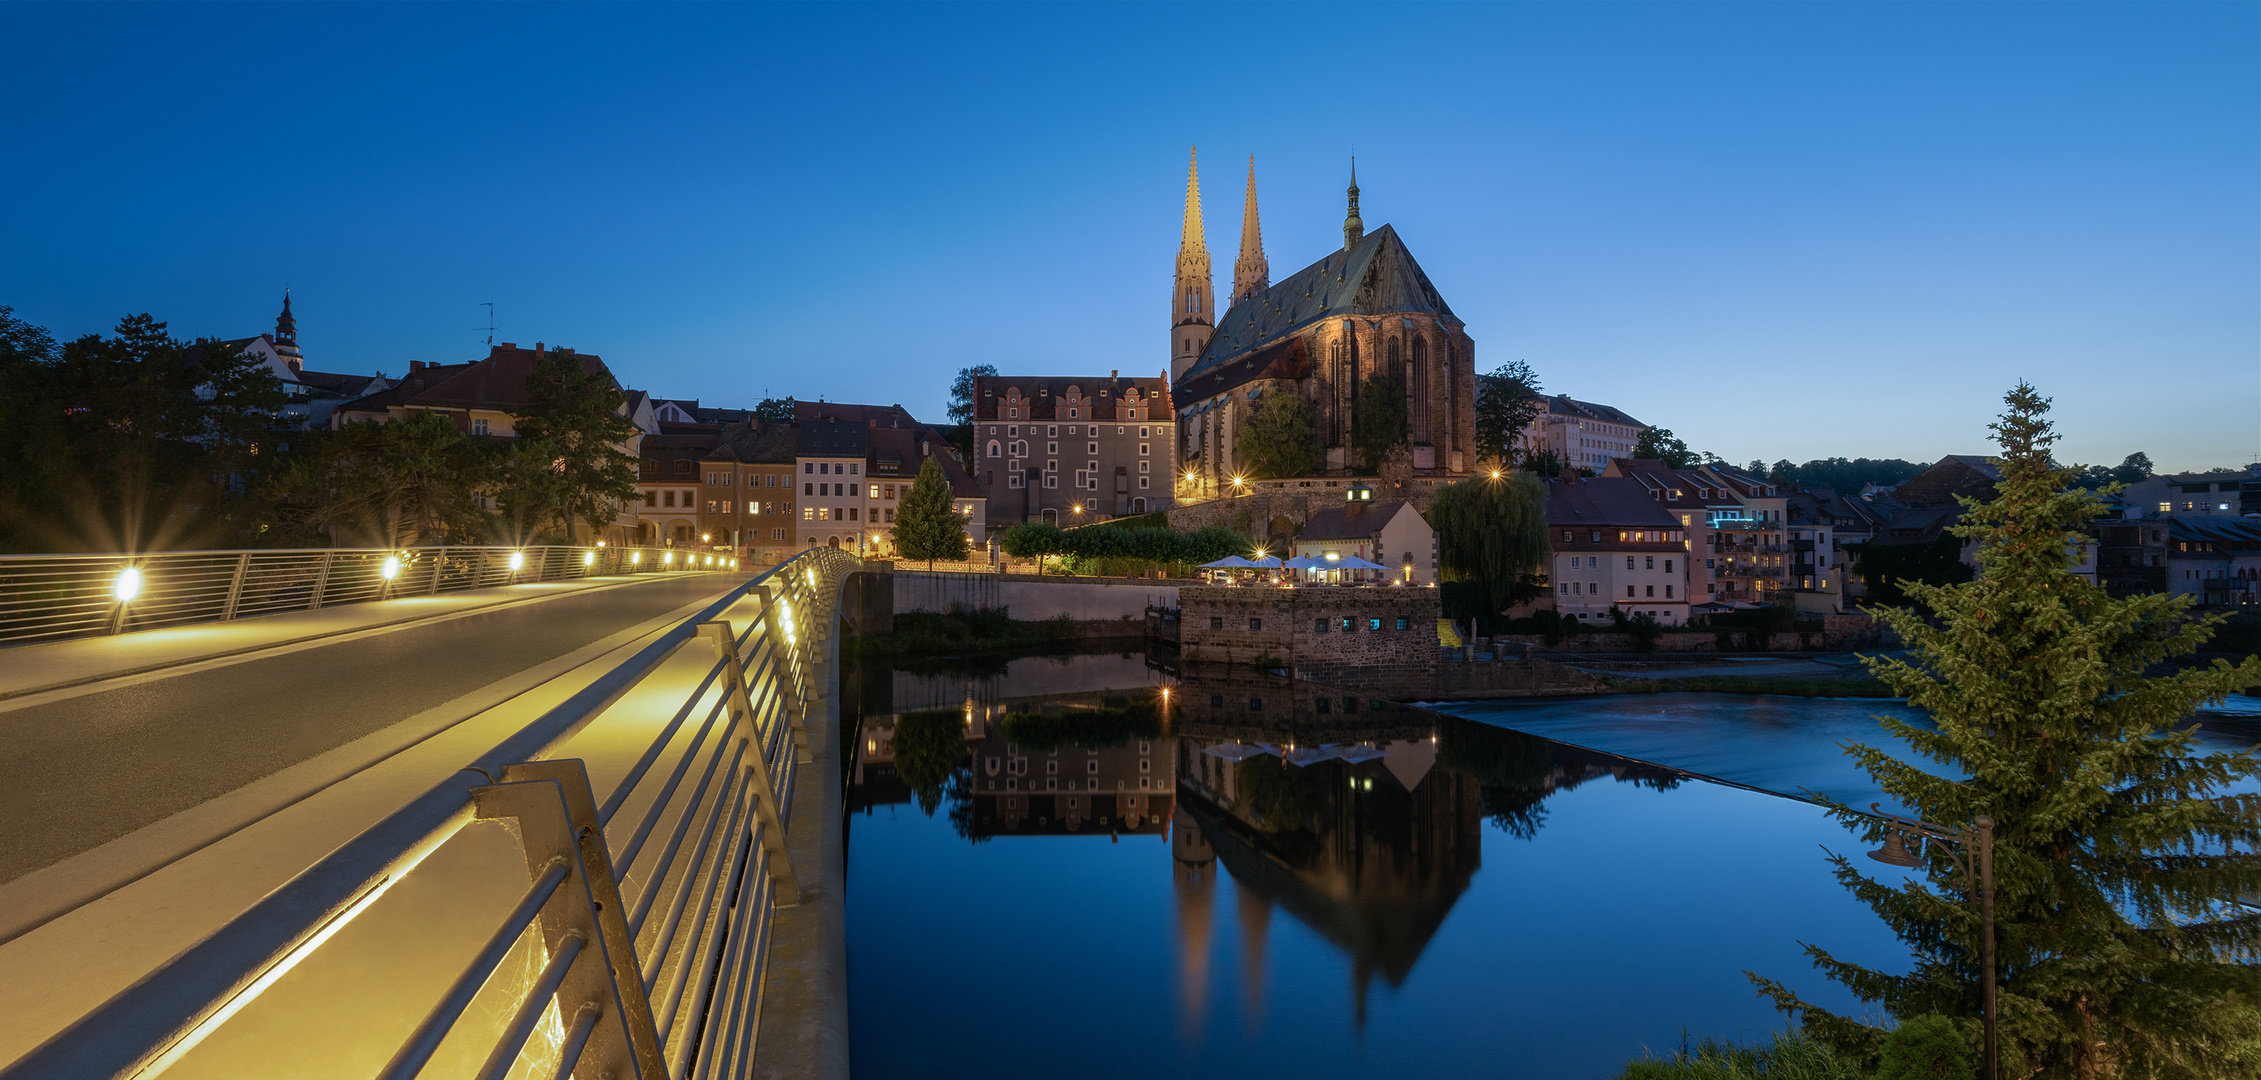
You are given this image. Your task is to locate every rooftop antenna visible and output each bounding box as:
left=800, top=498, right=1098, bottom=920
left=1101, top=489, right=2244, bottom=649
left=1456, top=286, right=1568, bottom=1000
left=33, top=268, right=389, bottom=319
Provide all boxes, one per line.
left=476, top=302, right=495, bottom=347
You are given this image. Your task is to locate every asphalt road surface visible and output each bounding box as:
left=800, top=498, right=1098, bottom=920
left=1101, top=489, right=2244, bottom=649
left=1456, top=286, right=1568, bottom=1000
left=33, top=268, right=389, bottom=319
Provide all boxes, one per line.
left=0, top=574, right=743, bottom=885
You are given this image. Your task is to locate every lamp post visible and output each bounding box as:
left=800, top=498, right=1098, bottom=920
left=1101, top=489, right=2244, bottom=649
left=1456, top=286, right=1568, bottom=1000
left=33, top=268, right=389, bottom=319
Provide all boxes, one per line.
left=1867, top=804, right=1997, bottom=1080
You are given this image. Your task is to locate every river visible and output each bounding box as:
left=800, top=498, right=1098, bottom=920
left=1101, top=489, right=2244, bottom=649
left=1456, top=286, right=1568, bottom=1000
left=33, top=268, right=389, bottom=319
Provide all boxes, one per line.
left=841, top=652, right=2259, bottom=1078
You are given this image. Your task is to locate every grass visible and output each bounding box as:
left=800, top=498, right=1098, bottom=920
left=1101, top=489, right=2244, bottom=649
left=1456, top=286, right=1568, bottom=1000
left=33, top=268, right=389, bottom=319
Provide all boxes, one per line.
left=846, top=607, right=1082, bottom=659
left=1618, top=1031, right=1867, bottom=1080
left=1611, top=675, right=1897, bottom=698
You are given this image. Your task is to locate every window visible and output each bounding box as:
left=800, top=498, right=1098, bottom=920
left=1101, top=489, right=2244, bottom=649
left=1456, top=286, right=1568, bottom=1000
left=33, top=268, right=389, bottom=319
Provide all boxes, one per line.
left=1665, top=585, right=1674, bottom=598
left=848, top=508, right=859, bottom=521
left=1367, top=618, right=1382, bottom=631
left=1139, top=443, right=1149, bottom=456
left=819, top=463, right=829, bottom=474
left=1627, top=585, right=1636, bottom=598
left=885, top=509, right=894, bottom=522
left=1069, top=409, right=1078, bottom=419
left=1210, top=616, right=1224, bottom=629
left=1316, top=696, right=1331, bottom=713
left=1048, top=442, right=1058, bottom=455
left=802, top=507, right=813, bottom=520
left=643, top=491, right=656, bottom=507
left=883, top=485, right=894, bottom=498
left=1395, top=617, right=1409, bottom=631
left=1645, top=556, right=1654, bottom=569
left=1009, top=408, right=1018, bottom=419
left=1626, top=556, right=1635, bottom=569
left=772, top=528, right=785, bottom=541
left=1645, top=585, right=1654, bottom=597
left=663, top=490, right=675, bottom=507
left=1315, top=618, right=1329, bottom=633
left=704, top=500, right=717, bottom=513
left=1139, top=477, right=1149, bottom=489
left=1249, top=618, right=1262, bottom=630
left=1048, top=426, right=1058, bottom=437
left=473, top=418, right=488, bottom=435
left=1665, top=559, right=1672, bottom=572
left=1141, top=427, right=1150, bottom=438
left=1342, top=617, right=1356, bottom=632
left=1087, top=442, right=1098, bottom=455
left=869, top=484, right=879, bottom=498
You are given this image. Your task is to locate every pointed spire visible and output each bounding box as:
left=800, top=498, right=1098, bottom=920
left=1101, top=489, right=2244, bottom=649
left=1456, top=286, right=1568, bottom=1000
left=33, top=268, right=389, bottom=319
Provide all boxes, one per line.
left=1343, top=157, right=1365, bottom=252
left=1178, top=145, right=1207, bottom=257
left=1231, top=155, right=1269, bottom=307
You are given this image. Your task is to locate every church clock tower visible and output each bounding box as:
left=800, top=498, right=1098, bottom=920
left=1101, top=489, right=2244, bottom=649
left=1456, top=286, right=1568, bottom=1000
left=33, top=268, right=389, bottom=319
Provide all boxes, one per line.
left=1171, top=147, right=1215, bottom=383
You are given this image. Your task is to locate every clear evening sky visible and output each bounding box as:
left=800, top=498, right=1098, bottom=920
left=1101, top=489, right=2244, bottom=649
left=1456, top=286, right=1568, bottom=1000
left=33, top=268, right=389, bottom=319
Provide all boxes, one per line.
left=3, top=3, right=2253, bottom=472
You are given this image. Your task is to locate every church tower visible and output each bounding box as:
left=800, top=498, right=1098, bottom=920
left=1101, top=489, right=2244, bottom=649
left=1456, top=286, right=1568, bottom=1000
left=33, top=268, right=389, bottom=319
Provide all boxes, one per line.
left=1171, top=147, right=1215, bottom=383
left=273, top=289, right=303, bottom=374
left=1230, top=155, right=1268, bottom=308
left=1343, top=158, right=1364, bottom=251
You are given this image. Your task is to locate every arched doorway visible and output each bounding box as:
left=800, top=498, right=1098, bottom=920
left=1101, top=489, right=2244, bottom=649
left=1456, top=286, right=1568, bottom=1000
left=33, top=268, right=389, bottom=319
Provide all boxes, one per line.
left=828, top=536, right=840, bottom=548
left=1268, top=514, right=1296, bottom=552
left=1041, top=508, right=1058, bottom=524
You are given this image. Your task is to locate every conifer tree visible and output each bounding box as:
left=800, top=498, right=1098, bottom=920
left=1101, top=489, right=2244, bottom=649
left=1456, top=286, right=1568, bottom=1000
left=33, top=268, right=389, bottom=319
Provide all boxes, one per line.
left=891, top=456, right=968, bottom=569
left=1752, top=384, right=2261, bottom=1078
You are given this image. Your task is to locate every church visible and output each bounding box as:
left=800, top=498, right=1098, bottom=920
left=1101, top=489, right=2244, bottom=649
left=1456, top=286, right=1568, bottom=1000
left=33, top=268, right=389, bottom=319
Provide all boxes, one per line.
left=1169, top=150, right=1476, bottom=497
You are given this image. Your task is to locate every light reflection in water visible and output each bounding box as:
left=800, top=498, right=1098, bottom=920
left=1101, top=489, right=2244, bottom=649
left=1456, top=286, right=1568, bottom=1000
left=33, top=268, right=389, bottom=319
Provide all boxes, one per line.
left=847, top=653, right=1908, bottom=1077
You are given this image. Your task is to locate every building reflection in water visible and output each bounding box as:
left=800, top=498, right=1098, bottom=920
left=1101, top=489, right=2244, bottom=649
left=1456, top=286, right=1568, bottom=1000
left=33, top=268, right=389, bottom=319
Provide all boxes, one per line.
left=847, top=654, right=1697, bottom=1034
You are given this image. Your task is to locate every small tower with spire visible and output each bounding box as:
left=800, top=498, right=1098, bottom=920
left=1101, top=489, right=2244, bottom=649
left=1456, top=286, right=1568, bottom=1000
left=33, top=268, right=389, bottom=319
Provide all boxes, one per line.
left=1343, top=158, right=1365, bottom=252
left=1171, top=147, right=1216, bottom=382
left=273, top=289, right=303, bottom=374
left=1231, top=155, right=1269, bottom=308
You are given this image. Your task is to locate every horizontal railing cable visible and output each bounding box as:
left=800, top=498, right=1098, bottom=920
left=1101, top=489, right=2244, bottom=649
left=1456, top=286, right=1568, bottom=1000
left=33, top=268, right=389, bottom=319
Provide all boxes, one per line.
left=2, top=545, right=861, bottom=1080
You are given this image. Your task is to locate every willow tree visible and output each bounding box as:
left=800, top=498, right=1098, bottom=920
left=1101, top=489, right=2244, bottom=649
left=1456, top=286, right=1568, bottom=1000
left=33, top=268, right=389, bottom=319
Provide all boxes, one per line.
left=1427, top=470, right=1550, bottom=612
left=1753, top=383, right=2261, bottom=1078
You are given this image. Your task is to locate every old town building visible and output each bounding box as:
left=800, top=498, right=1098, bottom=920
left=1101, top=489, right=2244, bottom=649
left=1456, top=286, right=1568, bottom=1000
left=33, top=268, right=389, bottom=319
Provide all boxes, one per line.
left=1546, top=476, right=1692, bottom=626
left=972, top=372, right=1173, bottom=524
left=1168, top=152, right=1476, bottom=495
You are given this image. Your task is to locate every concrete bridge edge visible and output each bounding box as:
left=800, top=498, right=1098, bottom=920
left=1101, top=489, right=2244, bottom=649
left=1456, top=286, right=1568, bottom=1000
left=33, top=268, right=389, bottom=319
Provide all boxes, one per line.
left=750, top=577, right=852, bottom=1080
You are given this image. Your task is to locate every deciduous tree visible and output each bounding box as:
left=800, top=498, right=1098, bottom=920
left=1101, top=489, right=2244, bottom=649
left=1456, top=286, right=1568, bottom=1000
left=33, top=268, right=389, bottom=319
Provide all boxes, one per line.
left=514, top=347, right=639, bottom=543
left=1752, top=383, right=2261, bottom=1077
left=1474, top=359, right=1544, bottom=467
left=1633, top=427, right=1699, bottom=468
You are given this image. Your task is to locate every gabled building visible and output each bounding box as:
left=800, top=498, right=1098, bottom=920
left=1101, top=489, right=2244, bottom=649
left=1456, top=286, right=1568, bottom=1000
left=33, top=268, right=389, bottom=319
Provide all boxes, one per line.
left=1545, top=476, right=1692, bottom=626
left=635, top=426, right=720, bottom=546
left=866, top=425, right=985, bottom=557
left=973, top=372, right=1173, bottom=525
left=699, top=422, right=801, bottom=564
left=796, top=419, right=871, bottom=553
left=1167, top=153, right=1476, bottom=492
left=1291, top=486, right=1437, bottom=584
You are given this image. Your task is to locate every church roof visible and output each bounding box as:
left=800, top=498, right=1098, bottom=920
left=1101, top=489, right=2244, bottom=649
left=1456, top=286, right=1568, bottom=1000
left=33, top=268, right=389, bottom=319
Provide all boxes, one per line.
left=1179, top=224, right=1458, bottom=391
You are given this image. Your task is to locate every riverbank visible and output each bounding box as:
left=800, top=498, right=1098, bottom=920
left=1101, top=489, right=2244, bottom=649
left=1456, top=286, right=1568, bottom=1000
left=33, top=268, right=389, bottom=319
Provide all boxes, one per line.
left=1604, top=673, right=1896, bottom=698
left=844, top=607, right=1143, bottom=660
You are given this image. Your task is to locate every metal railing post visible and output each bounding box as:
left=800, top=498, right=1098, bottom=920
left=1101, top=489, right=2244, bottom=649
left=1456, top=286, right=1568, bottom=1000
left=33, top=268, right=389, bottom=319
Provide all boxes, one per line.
left=220, top=553, right=251, bottom=621
left=307, top=550, right=336, bottom=610
left=698, top=621, right=801, bottom=902
left=474, top=761, right=670, bottom=1080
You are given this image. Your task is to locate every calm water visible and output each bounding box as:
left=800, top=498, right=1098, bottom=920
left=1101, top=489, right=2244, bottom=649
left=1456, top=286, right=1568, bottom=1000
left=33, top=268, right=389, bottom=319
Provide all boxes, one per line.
left=843, top=656, right=2260, bottom=1078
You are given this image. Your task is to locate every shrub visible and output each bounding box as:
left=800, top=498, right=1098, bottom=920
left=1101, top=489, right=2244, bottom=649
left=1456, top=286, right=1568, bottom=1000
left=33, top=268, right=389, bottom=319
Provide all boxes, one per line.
left=1874, top=1015, right=1973, bottom=1080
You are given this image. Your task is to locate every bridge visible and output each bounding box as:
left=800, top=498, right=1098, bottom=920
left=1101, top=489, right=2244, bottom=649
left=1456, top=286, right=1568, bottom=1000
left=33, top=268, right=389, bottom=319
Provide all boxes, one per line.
left=0, top=545, right=865, bottom=1080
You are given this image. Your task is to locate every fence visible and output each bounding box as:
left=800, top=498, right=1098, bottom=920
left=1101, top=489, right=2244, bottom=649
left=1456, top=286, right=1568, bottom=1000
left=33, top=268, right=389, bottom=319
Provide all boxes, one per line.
left=0, top=545, right=862, bottom=1080
left=0, top=544, right=736, bottom=646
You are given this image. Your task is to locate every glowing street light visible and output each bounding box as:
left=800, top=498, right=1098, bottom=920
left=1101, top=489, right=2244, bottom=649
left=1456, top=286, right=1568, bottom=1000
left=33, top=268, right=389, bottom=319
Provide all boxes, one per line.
left=662, top=552, right=674, bottom=566
left=114, top=567, right=142, bottom=603
left=508, top=551, right=525, bottom=572
left=701, top=533, right=711, bottom=542
left=1490, top=469, right=1503, bottom=480
left=630, top=551, right=642, bottom=566
left=381, top=556, right=402, bottom=581
left=582, top=550, right=596, bottom=567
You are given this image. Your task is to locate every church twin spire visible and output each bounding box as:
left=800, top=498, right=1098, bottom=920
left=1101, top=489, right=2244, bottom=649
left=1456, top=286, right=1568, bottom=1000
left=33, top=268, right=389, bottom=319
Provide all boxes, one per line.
left=1231, top=156, right=1268, bottom=307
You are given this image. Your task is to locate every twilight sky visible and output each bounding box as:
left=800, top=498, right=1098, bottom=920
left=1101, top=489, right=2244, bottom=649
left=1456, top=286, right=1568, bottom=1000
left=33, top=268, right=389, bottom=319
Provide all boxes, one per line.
left=2, top=2, right=2253, bottom=472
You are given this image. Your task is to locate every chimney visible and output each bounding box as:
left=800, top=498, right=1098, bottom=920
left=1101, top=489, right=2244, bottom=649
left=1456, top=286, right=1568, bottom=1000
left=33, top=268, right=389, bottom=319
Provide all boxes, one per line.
left=535, top=342, right=545, bottom=353
left=410, top=360, right=427, bottom=372
left=499, top=342, right=516, bottom=350
left=1111, top=369, right=1118, bottom=379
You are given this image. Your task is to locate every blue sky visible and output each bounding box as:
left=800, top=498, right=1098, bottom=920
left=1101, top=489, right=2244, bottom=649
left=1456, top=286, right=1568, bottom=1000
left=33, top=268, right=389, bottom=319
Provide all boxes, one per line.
left=2, top=2, right=2253, bottom=471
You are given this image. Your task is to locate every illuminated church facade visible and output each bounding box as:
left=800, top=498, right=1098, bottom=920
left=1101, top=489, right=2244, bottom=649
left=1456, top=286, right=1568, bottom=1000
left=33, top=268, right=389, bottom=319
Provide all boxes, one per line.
left=1169, top=150, right=1477, bottom=497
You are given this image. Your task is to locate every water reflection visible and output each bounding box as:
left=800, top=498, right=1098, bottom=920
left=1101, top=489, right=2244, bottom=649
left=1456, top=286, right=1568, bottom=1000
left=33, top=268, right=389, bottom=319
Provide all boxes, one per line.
left=849, top=654, right=1732, bottom=1028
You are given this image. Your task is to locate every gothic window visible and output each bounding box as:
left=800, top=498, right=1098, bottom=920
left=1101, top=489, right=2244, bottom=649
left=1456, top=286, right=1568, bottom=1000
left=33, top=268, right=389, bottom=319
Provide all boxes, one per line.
left=1387, top=337, right=1403, bottom=385
left=988, top=440, right=1001, bottom=458
left=1411, top=334, right=1430, bottom=443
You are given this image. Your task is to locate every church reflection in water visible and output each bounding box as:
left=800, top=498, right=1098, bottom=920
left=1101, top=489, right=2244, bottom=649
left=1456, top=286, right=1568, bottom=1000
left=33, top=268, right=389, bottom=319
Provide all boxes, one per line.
left=846, top=657, right=1692, bottom=1025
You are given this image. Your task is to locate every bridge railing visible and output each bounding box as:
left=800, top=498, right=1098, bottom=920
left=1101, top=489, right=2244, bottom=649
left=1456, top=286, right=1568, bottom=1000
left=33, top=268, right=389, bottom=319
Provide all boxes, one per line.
left=2, top=545, right=863, bottom=1080
left=0, top=544, right=738, bottom=645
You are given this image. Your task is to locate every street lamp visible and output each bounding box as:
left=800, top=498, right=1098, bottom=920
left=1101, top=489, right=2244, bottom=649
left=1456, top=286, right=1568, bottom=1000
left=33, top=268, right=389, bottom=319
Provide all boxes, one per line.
left=508, top=551, right=525, bottom=574
left=1868, top=804, right=1998, bottom=1080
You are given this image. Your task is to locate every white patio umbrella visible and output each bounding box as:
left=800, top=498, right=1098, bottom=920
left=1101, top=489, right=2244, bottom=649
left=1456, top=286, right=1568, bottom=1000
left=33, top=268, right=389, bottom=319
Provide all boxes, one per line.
left=1247, top=555, right=1283, bottom=569
left=1330, top=555, right=1391, bottom=571
left=1200, top=741, right=1270, bottom=762
left=1200, top=555, right=1254, bottom=569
